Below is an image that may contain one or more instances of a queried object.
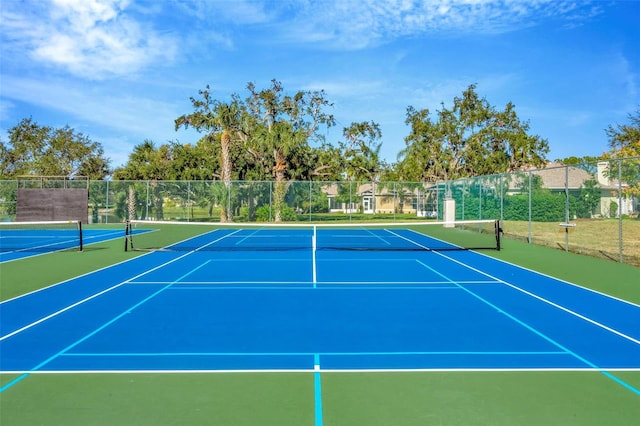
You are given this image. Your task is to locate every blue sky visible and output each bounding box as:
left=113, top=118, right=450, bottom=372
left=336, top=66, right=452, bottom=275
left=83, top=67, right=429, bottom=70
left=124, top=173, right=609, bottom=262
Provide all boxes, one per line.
left=1, top=0, right=638, bottom=169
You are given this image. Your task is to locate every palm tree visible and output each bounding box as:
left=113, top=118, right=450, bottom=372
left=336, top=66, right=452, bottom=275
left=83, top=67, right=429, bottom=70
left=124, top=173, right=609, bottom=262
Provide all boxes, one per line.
left=176, top=87, right=246, bottom=222
left=246, top=80, right=334, bottom=222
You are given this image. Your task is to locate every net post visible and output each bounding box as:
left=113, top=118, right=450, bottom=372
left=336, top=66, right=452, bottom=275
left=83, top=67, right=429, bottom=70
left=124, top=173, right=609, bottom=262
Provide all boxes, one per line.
left=124, top=220, right=131, bottom=251
left=495, top=220, right=502, bottom=251
left=78, top=220, right=83, bottom=251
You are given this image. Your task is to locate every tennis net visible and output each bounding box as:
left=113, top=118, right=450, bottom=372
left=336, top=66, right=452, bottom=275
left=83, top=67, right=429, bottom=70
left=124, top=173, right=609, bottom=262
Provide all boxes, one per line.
left=125, top=219, right=501, bottom=252
left=0, top=220, right=83, bottom=253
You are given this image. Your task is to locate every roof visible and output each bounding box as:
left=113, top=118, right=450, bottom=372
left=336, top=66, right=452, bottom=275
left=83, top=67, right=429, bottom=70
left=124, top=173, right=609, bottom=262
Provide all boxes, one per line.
left=515, top=162, right=620, bottom=190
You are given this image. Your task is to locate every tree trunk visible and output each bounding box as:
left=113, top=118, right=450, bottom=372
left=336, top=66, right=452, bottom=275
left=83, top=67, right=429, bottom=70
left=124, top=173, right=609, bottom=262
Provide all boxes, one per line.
left=273, top=148, right=287, bottom=222
left=127, top=186, right=136, bottom=221
left=220, top=130, right=232, bottom=222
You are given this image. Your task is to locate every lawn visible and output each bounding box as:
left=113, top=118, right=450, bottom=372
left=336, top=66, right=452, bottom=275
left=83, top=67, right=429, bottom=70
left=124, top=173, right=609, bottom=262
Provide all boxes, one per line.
left=502, top=218, right=640, bottom=266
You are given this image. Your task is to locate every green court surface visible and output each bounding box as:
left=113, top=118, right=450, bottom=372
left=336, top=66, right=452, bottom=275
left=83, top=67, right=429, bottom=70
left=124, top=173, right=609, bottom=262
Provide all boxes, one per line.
left=2, top=371, right=640, bottom=425
left=1, top=223, right=639, bottom=425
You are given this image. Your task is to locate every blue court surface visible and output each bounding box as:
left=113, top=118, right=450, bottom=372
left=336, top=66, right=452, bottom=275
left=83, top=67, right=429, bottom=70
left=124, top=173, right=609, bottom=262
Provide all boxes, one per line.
left=1, top=227, right=639, bottom=390
left=0, top=227, right=126, bottom=263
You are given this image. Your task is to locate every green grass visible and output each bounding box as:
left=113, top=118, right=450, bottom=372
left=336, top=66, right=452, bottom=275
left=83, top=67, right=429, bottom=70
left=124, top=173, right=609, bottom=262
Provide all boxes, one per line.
left=1, top=223, right=639, bottom=425
left=503, top=218, right=640, bottom=267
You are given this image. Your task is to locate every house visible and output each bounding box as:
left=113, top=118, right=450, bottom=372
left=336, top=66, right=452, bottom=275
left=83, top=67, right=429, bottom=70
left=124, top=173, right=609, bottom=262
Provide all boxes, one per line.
left=324, top=182, right=439, bottom=216
left=508, top=162, right=637, bottom=218
left=596, top=161, right=637, bottom=217
left=320, top=160, right=638, bottom=219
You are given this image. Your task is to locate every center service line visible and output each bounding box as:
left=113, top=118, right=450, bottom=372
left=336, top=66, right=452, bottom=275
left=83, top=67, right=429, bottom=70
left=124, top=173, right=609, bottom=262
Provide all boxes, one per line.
left=314, top=354, right=323, bottom=426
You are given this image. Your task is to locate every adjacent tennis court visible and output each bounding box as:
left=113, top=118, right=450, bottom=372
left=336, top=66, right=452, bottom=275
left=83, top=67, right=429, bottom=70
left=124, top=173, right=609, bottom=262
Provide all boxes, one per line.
left=1, top=221, right=639, bottom=425
left=0, top=221, right=127, bottom=262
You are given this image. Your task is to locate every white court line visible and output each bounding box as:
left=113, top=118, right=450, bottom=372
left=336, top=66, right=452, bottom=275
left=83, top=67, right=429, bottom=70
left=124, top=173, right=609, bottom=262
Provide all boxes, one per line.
left=204, top=258, right=311, bottom=262
left=126, top=280, right=498, bottom=285
left=401, top=227, right=640, bottom=309
left=2, top=367, right=640, bottom=375
left=388, top=227, right=640, bottom=346
left=0, top=247, right=216, bottom=341
left=1, top=253, right=156, bottom=304
left=428, top=249, right=640, bottom=347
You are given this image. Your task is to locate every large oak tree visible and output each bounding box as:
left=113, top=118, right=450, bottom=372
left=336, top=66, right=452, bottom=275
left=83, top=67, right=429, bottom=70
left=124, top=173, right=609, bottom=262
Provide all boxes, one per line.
left=0, top=117, right=110, bottom=179
left=397, top=84, right=549, bottom=182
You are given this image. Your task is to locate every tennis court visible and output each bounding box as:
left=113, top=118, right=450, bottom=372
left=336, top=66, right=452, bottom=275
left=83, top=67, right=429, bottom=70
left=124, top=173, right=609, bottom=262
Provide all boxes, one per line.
left=0, top=221, right=128, bottom=262
left=1, top=221, right=639, bottom=425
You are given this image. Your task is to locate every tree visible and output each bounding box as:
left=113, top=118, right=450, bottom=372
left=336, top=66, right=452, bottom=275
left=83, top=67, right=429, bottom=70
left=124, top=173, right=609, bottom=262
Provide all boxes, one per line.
left=605, top=108, right=640, bottom=155
left=164, top=141, right=218, bottom=180
left=113, top=140, right=167, bottom=180
left=341, top=121, right=383, bottom=182
left=113, top=140, right=170, bottom=220
left=575, top=179, right=600, bottom=218
left=603, top=109, right=640, bottom=197
left=175, top=86, right=248, bottom=222
left=558, top=155, right=602, bottom=165
left=337, top=121, right=383, bottom=214
left=398, top=84, right=549, bottom=182
left=303, top=143, right=345, bottom=181
left=245, top=79, right=335, bottom=221
left=0, top=117, right=110, bottom=179
left=396, top=107, right=446, bottom=182
left=557, top=156, right=602, bottom=175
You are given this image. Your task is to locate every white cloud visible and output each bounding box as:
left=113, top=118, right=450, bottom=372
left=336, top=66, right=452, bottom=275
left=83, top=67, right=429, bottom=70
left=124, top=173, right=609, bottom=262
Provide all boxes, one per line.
left=612, top=52, right=639, bottom=111
left=175, top=0, right=273, bottom=25
left=0, top=75, right=180, bottom=149
left=50, top=0, right=125, bottom=27
left=277, top=0, right=600, bottom=49
left=1, top=0, right=178, bottom=80
left=0, top=100, right=15, bottom=123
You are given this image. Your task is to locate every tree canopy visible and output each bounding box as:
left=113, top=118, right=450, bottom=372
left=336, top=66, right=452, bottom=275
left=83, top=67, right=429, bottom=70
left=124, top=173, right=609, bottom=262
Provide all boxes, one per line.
left=5, top=83, right=637, bottom=190
left=341, top=121, right=383, bottom=181
left=605, top=108, right=640, bottom=157
left=0, top=117, right=110, bottom=179
left=603, top=108, right=640, bottom=196
left=174, top=86, right=249, bottom=221
left=397, top=84, right=549, bottom=182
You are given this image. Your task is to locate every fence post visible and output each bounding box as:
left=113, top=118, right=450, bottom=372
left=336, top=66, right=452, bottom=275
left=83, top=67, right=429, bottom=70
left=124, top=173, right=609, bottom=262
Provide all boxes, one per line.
left=349, top=181, right=353, bottom=222
left=269, top=181, right=272, bottom=222
left=461, top=179, right=465, bottom=220
left=500, top=174, right=504, bottom=221
left=227, top=181, right=232, bottom=222
left=479, top=178, right=483, bottom=220
left=105, top=180, right=110, bottom=224
left=564, top=165, right=569, bottom=251
left=187, top=181, right=191, bottom=222
left=393, top=182, right=397, bottom=221
left=618, top=159, right=623, bottom=263
left=309, top=180, right=312, bottom=222
left=528, top=171, right=532, bottom=244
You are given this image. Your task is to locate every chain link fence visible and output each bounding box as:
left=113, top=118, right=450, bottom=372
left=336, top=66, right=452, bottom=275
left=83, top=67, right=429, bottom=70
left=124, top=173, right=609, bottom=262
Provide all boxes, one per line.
left=1, top=158, right=638, bottom=265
